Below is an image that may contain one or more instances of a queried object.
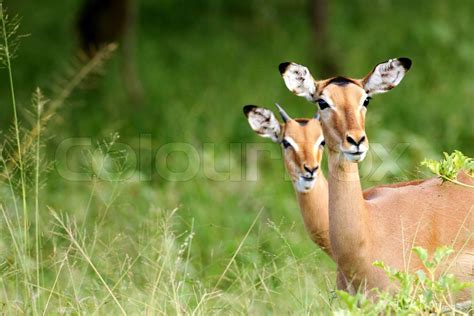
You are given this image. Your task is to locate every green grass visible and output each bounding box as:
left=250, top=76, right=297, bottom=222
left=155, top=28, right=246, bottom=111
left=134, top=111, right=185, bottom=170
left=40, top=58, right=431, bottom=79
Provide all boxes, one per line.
left=0, top=0, right=473, bottom=314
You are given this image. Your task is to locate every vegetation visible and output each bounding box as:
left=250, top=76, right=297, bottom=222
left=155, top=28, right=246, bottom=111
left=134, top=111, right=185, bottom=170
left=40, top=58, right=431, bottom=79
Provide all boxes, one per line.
left=338, top=247, right=472, bottom=315
left=422, top=150, right=474, bottom=187
left=0, top=0, right=472, bottom=314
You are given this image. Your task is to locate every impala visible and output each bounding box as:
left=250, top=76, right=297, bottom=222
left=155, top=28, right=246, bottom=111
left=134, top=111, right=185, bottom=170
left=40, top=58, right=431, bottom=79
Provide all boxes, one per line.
left=244, top=104, right=400, bottom=290
left=243, top=104, right=332, bottom=257
left=279, top=58, right=474, bottom=300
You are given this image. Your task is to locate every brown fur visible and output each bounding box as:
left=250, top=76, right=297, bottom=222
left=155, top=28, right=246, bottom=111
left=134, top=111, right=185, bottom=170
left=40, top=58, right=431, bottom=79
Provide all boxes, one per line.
left=281, top=119, right=332, bottom=257
left=279, top=59, right=472, bottom=300
left=244, top=107, right=333, bottom=258
left=320, top=83, right=474, bottom=300
left=247, top=97, right=473, bottom=300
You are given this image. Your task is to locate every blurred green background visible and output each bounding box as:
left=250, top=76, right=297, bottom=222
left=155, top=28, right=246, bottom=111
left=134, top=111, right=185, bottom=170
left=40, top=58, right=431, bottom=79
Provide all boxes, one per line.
left=0, top=0, right=473, bottom=313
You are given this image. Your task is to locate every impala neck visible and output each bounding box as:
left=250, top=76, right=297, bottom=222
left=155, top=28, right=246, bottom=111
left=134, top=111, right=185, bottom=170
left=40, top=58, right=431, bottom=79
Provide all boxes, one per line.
left=293, top=170, right=332, bottom=257
left=327, top=149, right=371, bottom=263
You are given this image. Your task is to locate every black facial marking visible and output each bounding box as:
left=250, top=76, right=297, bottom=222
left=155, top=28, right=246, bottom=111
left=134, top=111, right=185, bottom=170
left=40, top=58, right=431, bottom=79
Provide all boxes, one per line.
left=327, top=76, right=356, bottom=86
left=295, top=118, right=309, bottom=126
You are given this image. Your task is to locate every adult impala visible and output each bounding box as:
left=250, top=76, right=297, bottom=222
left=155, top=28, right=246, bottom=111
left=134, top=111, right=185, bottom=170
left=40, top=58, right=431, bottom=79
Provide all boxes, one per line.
left=279, top=58, right=474, bottom=300
left=244, top=104, right=415, bottom=290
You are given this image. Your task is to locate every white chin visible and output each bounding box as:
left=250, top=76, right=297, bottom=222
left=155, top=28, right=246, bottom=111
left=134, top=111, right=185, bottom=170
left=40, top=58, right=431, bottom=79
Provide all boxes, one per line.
left=295, top=178, right=316, bottom=193
left=343, top=151, right=367, bottom=162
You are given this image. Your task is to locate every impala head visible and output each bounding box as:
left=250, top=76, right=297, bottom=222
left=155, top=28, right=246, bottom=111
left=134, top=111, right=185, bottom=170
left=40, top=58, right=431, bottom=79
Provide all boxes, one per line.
left=279, top=58, right=411, bottom=162
left=243, top=104, right=325, bottom=193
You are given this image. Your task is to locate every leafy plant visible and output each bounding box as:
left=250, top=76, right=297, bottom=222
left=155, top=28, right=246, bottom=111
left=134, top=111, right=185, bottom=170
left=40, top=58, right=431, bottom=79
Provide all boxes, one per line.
left=422, top=150, right=474, bottom=188
left=335, top=246, right=473, bottom=315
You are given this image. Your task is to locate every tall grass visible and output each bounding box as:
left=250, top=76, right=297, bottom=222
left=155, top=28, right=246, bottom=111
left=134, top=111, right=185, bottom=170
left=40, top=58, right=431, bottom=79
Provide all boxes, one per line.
left=0, top=8, right=335, bottom=313
left=0, top=4, right=35, bottom=311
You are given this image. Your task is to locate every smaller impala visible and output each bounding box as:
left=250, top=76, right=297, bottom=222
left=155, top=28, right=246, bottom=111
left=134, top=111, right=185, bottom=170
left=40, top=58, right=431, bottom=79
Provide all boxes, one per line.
left=243, top=104, right=332, bottom=257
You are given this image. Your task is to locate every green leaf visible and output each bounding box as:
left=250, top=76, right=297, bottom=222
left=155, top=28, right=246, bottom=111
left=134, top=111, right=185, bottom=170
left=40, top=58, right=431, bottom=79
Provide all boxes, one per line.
left=433, top=246, right=454, bottom=265
left=416, top=270, right=426, bottom=282
left=412, top=247, right=428, bottom=263
left=421, top=150, right=474, bottom=184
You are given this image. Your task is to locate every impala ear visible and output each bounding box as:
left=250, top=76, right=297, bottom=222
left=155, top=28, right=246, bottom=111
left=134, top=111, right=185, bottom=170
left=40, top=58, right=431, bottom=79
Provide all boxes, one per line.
left=279, top=62, right=318, bottom=102
left=362, top=58, right=412, bottom=96
left=243, top=105, right=281, bottom=143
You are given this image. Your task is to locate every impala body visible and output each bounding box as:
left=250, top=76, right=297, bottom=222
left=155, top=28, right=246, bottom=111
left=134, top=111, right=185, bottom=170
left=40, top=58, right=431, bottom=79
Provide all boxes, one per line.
left=279, top=58, right=474, bottom=300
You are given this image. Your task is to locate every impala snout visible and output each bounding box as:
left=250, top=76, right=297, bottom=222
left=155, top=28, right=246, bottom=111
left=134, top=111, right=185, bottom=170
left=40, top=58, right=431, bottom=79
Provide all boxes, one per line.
left=302, top=164, right=319, bottom=180
left=346, top=134, right=365, bottom=147
left=341, top=131, right=368, bottom=162
left=296, top=164, right=319, bottom=192
left=293, top=157, right=320, bottom=192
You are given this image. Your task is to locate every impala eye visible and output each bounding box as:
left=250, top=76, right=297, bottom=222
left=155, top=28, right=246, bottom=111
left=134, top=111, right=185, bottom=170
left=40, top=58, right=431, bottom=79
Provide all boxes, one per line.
left=282, top=139, right=292, bottom=149
left=363, top=97, right=371, bottom=107
left=317, top=99, right=330, bottom=110
left=320, top=140, right=325, bottom=147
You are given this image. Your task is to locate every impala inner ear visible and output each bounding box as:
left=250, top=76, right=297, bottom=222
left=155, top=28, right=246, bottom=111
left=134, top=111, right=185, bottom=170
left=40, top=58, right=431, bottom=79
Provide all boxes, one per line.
left=362, top=57, right=412, bottom=96
left=279, top=62, right=318, bottom=102
left=243, top=105, right=281, bottom=143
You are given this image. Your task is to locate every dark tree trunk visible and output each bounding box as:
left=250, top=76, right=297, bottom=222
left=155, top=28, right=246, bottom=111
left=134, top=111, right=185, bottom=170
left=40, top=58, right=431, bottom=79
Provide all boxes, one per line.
left=310, top=0, right=339, bottom=77
left=77, top=0, right=143, bottom=105
left=77, top=0, right=129, bottom=55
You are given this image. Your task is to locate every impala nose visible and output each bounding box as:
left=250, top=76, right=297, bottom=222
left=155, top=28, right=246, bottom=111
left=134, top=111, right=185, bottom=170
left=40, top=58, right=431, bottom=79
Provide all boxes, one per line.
left=303, top=165, right=318, bottom=175
left=346, top=134, right=366, bottom=147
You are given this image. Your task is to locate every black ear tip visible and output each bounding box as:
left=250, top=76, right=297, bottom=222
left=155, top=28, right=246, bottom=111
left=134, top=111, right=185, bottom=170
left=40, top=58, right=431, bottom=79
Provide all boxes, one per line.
left=278, top=62, right=291, bottom=74
left=398, top=57, right=412, bottom=70
left=243, top=105, right=257, bottom=117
